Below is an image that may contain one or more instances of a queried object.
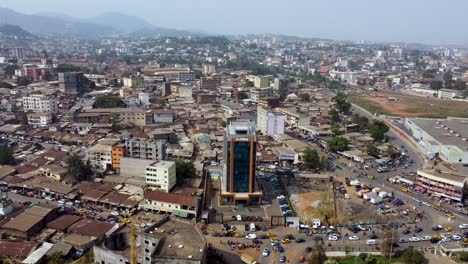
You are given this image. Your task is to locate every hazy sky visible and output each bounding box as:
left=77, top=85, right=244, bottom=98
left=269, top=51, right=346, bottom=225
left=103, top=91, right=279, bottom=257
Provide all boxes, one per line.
left=2, top=0, right=467, bottom=44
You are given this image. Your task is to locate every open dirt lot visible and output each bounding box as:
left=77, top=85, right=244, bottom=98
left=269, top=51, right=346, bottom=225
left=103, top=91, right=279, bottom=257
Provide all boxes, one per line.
left=291, top=191, right=326, bottom=221
left=349, top=91, right=468, bottom=118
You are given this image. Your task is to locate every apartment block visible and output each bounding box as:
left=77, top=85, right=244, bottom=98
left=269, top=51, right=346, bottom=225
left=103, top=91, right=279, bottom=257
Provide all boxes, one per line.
left=257, top=106, right=285, bottom=136
left=22, top=95, right=58, bottom=114
left=124, top=138, right=166, bottom=160
left=123, top=76, right=144, bottom=89
left=416, top=170, right=466, bottom=203
left=145, top=160, right=176, bottom=192
left=27, top=113, right=52, bottom=126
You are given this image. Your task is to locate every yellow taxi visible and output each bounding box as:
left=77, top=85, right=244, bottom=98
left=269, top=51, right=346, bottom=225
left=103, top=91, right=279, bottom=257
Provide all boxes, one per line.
left=433, top=201, right=441, bottom=207
left=270, top=237, right=278, bottom=242
left=235, top=232, right=245, bottom=237
left=446, top=213, right=456, bottom=219
left=121, top=218, right=131, bottom=224
left=267, top=232, right=277, bottom=238
left=432, top=234, right=441, bottom=240
left=368, top=175, right=375, bottom=180
left=281, top=238, right=291, bottom=244
left=78, top=208, right=86, bottom=214
left=464, top=238, right=468, bottom=243
left=401, top=188, right=408, bottom=192
left=444, top=227, right=453, bottom=232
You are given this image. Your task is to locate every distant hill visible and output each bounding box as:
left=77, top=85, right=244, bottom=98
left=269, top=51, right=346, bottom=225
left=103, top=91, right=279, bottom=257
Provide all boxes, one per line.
left=0, top=8, right=118, bottom=37
left=0, top=8, right=205, bottom=38
left=0, top=24, right=37, bottom=47
left=0, top=24, right=33, bottom=37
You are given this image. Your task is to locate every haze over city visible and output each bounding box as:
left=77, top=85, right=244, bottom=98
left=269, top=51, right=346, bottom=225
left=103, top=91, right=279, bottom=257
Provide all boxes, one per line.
left=2, top=0, right=468, bottom=44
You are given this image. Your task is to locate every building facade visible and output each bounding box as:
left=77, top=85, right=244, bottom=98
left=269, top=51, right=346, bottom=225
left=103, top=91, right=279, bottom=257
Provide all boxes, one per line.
left=123, top=76, right=144, bottom=89
left=23, top=95, right=58, bottom=114
left=145, top=161, right=176, bottom=193
left=256, top=107, right=285, bottom=136
left=221, top=122, right=262, bottom=204
left=415, top=170, right=466, bottom=203
left=254, top=76, right=269, bottom=88
left=405, top=117, right=468, bottom=163
left=111, top=145, right=125, bottom=169
left=58, top=72, right=85, bottom=94
left=27, top=113, right=52, bottom=126
left=124, top=138, right=166, bottom=161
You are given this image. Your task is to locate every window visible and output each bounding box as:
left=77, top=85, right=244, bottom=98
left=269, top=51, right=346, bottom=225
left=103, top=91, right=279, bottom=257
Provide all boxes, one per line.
left=145, top=249, right=149, bottom=253
left=144, top=240, right=149, bottom=244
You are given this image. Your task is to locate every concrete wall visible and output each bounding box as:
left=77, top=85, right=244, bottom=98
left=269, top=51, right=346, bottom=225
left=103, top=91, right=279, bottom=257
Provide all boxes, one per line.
left=120, top=158, right=154, bottom=178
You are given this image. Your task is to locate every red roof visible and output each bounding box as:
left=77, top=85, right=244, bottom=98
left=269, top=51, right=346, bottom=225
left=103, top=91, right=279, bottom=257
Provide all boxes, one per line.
left=68, top=219, right=114, bottom=237
left=151, top=109, right=174, bottom=115
left=15, top=165, right=38, bottom=174
left=144, top=191, right=197, bottom=208
left=319, top=67, right=329, bottom=73
left=42, top=150, right=68, bottom=160
left=0, top=241, right=37, bottom=258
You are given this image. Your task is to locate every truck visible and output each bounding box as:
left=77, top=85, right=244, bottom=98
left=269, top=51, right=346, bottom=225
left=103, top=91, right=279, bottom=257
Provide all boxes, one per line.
left=378, top=191, right=388, bottom=198
left=363, top=192, right=377, bottom=200
left=371, top=197, right=383, bottom=204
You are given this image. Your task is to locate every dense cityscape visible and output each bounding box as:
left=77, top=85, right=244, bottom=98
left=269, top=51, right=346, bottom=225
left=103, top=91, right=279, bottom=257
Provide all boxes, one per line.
left=0, top=4, right=467, bottom=264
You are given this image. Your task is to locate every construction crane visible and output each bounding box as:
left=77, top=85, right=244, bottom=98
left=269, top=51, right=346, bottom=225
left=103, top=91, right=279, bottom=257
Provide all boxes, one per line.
left=130, top=223, right=137, bottom=264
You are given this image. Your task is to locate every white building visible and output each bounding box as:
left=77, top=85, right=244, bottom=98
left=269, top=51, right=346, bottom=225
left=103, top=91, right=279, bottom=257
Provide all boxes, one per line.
left=145, top=160, right=176, bottom=193
left=178, top=85, right=193, bottom=98
left=22, top=95, right=58, bottom=114
left=405, top=117, right=468, bottom=163
left=438, top=89, right=461, bottom=100
left=329, top=70, right=362, bottom=84
left=138, top=92, right=150, bottom=104
left=257, top=107, right=285, bottom=136
left=202, top=64, right=216, bottom=75
left=27, top=113, right=52, bottom=126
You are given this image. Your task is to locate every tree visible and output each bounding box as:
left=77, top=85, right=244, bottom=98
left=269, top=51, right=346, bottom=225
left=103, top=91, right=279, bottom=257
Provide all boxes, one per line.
left=21, top=111, right=28, bottom=125
left=332, top=93, right=351, bottom=113
left=278, top=87, right=289, bottom=101
left=4, top=64, right=19, bottom=76
left=237, top=91, right=248, bottom=100
left=363, top=254, right=376, bottom=264
left=108, top=113, right=123, bottom=131
left=94, top=96, right=126, bottom=108
left=175, top=161, right=197, bottom=186
left=453, top=79, right=466, bottom=90
left=328, top=137, right=349, bottom=152
left=43, top=252, right=63, bottom=264
left=17, top=76, right=33, bottom=86
left=65, top=154, right=93, bottom=182
left=220, top=121, right=227, bottom=128
left=0, top=82, right=13, bottom=88
left=369, top=120, right=389, bottom=142
left=430, top=80, right=443, bottom=90
left=323, top=258, right=339, bottom=264
left=299, top=93, right=311, bottom=102
left=330, top=124, right=340, bottom=135
left=302, top=148, right=320, bottom=170
left=401, top=247, right=425, bottom=264
left=366, top=144, right=380, bottom=157
left=0, top=146, right=14, bottom=165
left=459, top=252, right=468, bottom=262
left=308, top=238, right=327, bottom=264
left=328, top=109, right=340, bottom=123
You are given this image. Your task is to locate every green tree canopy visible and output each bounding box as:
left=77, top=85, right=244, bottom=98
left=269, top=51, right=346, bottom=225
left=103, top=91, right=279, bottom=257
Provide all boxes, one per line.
left=175, top=161, right=197, bottom=186
left=328, top=109, right=340, bottom=123
left=65, top=154, right=94, bottom=182
left=401, top=247, right=425, bottom=264
left=108, top=113, right=123, bottom=131
left=332, top=93, right=352, bottom=113
left=302, top=147, right=320, bottom=170
left=430, top=80, right=443, bottom=90
left=308, top=239, right=327, bottom=264
left=0, top=146, right=14, bottom=165
left=369, top=120, right=389, bottom=142
left=328, top=137, right=349, bottom=152
left=299, top=93, right=311, bottom=102
left=94, top=96, right=126, bottom=108
left=17, top=76, right=33, bottom=86
left=0, top=82, right=14, bottom=89
left=237, top=91, right=248, bottom=100
left=366, top=144, right=380, bottom=157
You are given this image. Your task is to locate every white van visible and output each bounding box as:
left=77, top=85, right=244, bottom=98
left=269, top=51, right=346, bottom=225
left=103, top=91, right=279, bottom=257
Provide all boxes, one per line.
left=250, top=223, right=256, bottom=232
left=366, top=239, right=378, bottom=245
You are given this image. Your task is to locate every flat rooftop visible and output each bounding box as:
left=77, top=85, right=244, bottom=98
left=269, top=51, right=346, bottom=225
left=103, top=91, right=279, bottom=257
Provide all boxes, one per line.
left=408, top=118, right=468, bottom=149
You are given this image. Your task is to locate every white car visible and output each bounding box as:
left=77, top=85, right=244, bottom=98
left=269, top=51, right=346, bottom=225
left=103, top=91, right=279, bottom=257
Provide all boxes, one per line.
left=45, top=196, right=54, bottom=201
left=458, top=224, right=468, bottom=229
left=11, top=189, right=18, bottom=193
left=420, top=236, right=431, bottom=241
left=277, top=195, right=285, bottom=200
left=262, top=248, right=270, bottom=257
left=58, top=199, right=66, bottom=204
left=65, top=201, right=74, bottom=206
left=110, top=211, right=120, bottom=216
left=348, top=236, right=359, bottom=241
left=328, top=236, right=339, bottom=241
left=451, top=235, right=462, bottom=241
left=245, top=233, right=257, bottom=240
left=408, top=237, right=421, bottom=242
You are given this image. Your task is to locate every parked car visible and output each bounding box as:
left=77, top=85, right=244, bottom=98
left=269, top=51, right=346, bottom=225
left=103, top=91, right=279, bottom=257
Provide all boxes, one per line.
left=262, top=248, right=270, bottom=257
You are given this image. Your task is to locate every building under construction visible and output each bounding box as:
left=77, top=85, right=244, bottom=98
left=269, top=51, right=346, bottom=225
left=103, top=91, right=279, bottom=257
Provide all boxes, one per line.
left=93, top=216, right=207, bottom=264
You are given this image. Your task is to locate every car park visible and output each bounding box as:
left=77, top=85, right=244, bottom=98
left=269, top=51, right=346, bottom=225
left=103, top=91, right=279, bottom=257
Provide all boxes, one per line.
left=452, top=235, right=462, bottom=241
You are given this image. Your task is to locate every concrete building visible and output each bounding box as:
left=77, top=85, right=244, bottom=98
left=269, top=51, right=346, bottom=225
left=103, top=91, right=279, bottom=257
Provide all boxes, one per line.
left=274, top=77, right=288, bottom=90
left=150, top=109, right=175, bottom=123
left=256, top=107, right=285, bottom=136
left=178, top=85, right=193, bottom=98
left=111, top=145, right=125, bottom=169
left=405, top=117, right=468, bottom=163
left=142, top=191, right=199, bottom=219
left=416, top=170, right=466, bottom=203
left=254, top=76, right=270, bottom=88
left=220, top=122, right=262, bottom=205
left=76, top=108, right=146, bottom=126
left=143, top=68, right=195, bottom=82
left=120, top=157, right=154, bottom=179
left=87, top=139, right=120, bottom=170
left=124, top=138, right=166, bottom=161
left=145, top=160, right=176, bottom=193
left=2, top=205, right=59, bottom=240
left=93, top=217, right=206, bottom=264
left=39, top=164, right=67, bottom=181
left=139, top=93, right=150, bottom=104
left=22, top=65, right=45, bottom=82
left=250, top=87, right=273, bottom=103
left=27, top=113, right=52, bottom=126
left=58, top=72, right=85, bottom=94
left=11, top=47, right=25, bottom=60
left=276, top=108, right=310, bottom=129
left=123, top=76, right=144, bottom=89
left=22, top=95, right=58, bottom=114
left=0, top=198, right=14, bottom=216
left=202, top=64, right=216, bottom=75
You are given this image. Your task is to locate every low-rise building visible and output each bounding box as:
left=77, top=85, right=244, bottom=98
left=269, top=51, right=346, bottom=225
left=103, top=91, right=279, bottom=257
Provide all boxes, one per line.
left=142, top=191, right=199, bottom=219
left=145, top=160, right=176, bottom=193
left=39, top=164, right=67, bottom=181
left=416, top=170, right=466, bottom=203
left=27, top=113, right=52, bottom=126
left=22, top=95, right=58, bottom=114
left=87, top=139, right=120, bottom=170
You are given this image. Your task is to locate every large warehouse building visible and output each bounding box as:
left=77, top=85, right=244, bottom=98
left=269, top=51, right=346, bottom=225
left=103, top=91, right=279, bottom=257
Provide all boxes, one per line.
left=405, top=117, right=468, bottom=164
